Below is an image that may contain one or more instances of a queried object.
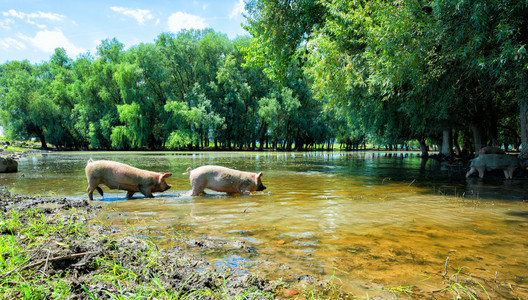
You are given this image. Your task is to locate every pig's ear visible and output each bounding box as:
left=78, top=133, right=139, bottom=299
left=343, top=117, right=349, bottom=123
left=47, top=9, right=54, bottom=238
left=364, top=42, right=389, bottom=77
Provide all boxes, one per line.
left=159, top=173, right=172, bottom=182
left=256, top=172, right=263, bottom=180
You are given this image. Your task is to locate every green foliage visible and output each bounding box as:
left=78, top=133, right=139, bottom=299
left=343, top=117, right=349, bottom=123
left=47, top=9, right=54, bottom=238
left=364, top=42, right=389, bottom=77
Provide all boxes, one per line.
left=244, top=0, right=528, bottom=153
left=0, top=29, right=335, bottom=150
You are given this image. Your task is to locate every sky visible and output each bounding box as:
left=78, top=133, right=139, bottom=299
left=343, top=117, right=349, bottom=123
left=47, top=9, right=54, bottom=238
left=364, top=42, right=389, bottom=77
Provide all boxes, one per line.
left=0, top=0, right=250, bottom=64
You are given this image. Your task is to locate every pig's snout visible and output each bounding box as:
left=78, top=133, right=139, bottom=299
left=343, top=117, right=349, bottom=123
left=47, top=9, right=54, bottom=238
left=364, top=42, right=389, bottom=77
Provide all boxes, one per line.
left=257, top=183, right=266, bottom=191
left=165, top=184, right=172, bottom=191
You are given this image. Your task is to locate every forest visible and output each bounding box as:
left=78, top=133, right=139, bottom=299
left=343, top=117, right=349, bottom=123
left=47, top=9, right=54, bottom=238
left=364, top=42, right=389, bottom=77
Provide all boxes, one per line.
left=1, top=0, right=527, bottom=158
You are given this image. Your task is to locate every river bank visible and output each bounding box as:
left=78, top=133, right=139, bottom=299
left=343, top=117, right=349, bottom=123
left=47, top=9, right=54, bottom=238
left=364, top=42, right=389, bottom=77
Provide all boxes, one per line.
left=0, top=190, right=355, bottom=299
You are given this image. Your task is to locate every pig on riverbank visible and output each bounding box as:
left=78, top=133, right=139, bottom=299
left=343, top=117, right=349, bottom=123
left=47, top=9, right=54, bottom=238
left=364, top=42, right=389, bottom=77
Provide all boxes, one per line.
left=85, top=159, right=172, bottom=200
left=184, top=165, right=266, bottom=196
left=465, top=154, right=519, bottom=179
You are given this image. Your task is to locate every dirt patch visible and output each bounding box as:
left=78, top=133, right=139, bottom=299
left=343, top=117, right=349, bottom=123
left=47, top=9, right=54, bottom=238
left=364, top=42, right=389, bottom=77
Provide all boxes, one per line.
left=0, top=191, right=98, bottom=213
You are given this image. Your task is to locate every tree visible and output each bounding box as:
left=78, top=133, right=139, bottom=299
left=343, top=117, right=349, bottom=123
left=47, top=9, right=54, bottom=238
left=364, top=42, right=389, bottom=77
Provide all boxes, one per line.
left=245, top=0, right=528, bottom=157
left=185, top=83, right=225, bottom=148
left=243, top=0, right=326, bottom=83
left=0, top=61, right=50, bottom=148
left=40, top=48, right=85, bottom=149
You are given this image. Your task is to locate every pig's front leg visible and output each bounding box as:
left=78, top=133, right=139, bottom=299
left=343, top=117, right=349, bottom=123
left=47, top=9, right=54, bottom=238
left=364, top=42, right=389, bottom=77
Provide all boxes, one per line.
left=239, top=188, right=252, bottom=195
left=139, top=185, right=154, bottom=198
left=126, top=191, right=135, bottom=198
left=238, top=182, right=253, bottom=195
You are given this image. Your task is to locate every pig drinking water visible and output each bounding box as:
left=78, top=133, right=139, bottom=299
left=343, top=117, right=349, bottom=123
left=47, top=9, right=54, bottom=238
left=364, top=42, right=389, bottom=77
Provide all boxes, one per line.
left=184, top=165, right=266, bottom=196
left=85, top=159, right=172, bottom=200
left=465, top=154, right=519, bottom=179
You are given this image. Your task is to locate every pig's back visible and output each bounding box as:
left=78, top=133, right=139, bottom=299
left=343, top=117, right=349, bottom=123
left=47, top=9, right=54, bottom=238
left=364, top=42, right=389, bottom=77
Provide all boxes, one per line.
left=190, top=165, right=251, bottom=179
left=85, top=160, right=152, bottom=190
left=86, top=160, right=139, bottom=176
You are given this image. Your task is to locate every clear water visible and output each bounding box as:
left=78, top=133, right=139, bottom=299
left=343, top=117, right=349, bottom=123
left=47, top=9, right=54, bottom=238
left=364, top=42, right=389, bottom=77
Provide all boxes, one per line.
left=2, top=151, right=528, bottom=296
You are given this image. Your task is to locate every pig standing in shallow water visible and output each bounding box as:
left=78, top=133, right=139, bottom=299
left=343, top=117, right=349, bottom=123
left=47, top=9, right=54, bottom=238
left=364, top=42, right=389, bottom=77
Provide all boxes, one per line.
left=85, top=159, right=172, bottom=200
left=466, top=154, right=519, bottom=179
left=185, top=165, right=266, bottom=196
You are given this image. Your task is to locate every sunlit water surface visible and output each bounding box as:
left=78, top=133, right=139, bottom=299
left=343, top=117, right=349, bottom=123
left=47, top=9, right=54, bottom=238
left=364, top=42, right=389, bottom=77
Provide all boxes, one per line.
left=2, top=151, right=528, bottom=297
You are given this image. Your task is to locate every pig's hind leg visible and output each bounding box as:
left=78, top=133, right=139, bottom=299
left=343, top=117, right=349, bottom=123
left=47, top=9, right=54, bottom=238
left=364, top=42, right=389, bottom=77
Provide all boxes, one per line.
left=190, top=187, right=204, bottom=196
left=87, top=185, right=104, bottom=201
left=189, top=177, right=206, bottom=196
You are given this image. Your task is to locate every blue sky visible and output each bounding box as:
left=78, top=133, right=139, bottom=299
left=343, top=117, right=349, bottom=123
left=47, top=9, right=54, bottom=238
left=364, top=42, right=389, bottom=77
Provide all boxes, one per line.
left=0, top=0, right=249, bottom=64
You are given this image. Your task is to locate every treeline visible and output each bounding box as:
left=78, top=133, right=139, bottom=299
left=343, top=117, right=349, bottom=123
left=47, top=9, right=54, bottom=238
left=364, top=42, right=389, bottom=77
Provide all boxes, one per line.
left=0, top=30, right=335, bottom=151
left=243, top=0, right=528, bottom=158
left=2, top=0, right=527, bottom=157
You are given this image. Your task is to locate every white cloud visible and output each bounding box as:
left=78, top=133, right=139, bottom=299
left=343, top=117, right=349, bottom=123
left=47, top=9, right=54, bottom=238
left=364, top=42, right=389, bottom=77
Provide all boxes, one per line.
left=167, top=12, right=207, bottom=32
left=2, top=9, right=65, bottom=25
left=229, top=0, right=245, bottom=20
left=0, top=18, right=14, bottom=29
left=20, top=30, right=85, bottom=58
left=0, top=38, right=26, bottom=50
left=110, top=7, right=153, bottom=25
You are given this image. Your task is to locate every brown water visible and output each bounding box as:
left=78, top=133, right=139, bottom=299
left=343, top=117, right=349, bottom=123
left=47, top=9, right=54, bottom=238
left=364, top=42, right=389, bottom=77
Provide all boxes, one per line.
left=2, top=151, right=528, bottom=297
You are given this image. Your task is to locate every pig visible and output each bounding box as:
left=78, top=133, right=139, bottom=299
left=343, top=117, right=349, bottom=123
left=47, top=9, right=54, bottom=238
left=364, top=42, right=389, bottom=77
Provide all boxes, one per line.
left=85, top=159, right=172, bottom=200
left=184, top=165, right=266, bottom=196
left=465, top=154, right=520, bottom=179
left=479, top=146, right=505, bottom=156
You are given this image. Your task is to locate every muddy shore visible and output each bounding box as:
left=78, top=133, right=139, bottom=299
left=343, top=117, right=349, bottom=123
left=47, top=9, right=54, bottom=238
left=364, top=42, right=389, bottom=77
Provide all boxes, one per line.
left=0, top=191, right=354, bottom=299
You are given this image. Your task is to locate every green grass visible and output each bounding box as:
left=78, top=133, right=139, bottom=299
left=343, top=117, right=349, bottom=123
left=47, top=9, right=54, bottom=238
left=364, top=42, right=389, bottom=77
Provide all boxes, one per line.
left=441, top=266, right=489, bottom=300
left=0, top=209, right=85, bottom=298
left=0, top=137, right=41, bottom=153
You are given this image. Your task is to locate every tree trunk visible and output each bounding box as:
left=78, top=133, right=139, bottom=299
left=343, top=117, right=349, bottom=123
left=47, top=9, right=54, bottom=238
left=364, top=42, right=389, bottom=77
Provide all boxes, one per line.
left=441, top=128, right=453, bottom=157
left=453, top=130, right=461, bottom=156
left=461, top=131, right=472, bottom=157
left=38, top=132, right=48, bottom=149
left=520, top=78, right=528, bottom=160
left=471, top=122, right=483, bottom=157
left=419, top=139, right=429, bottom=157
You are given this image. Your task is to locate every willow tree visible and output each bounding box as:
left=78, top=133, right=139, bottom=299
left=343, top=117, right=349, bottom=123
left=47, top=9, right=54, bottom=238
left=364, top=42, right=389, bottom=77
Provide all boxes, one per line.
left=0, top=61, right=50, bottom=148
left=244, top=0, right=528, bottom=157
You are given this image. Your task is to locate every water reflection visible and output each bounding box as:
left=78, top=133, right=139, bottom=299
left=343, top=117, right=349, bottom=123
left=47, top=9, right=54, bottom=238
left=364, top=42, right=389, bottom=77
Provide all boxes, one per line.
left=2, top=151, right=528, bottom=297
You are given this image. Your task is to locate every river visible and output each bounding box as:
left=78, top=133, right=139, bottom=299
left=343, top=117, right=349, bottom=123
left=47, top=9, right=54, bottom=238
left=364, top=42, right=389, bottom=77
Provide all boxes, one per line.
left=2, top=151, right=527, bottom=297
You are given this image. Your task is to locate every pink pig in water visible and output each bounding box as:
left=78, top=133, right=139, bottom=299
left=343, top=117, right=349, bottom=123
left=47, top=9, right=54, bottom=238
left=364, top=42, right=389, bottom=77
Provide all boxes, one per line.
left=465, top=154, right=519, bottom=179
left=184, top=165, right=266, bottom=196
left=85, top=159, right=172, bottom=200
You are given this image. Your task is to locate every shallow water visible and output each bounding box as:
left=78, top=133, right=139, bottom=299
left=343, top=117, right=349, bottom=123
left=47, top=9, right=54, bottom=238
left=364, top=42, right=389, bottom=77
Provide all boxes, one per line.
left=2, top=151, right=528, bottom=297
